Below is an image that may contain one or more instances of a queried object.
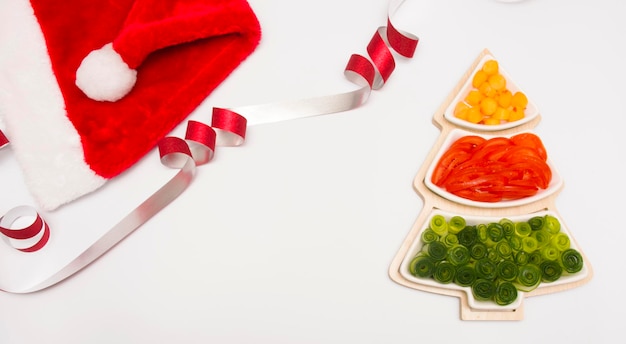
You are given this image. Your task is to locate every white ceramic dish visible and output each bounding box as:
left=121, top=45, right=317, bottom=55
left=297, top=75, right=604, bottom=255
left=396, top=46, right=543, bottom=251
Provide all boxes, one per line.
left=399, top=209, right=589, bottom=311
left=424, top=128, right=563, bottom=208
left=443, top=53, right=539, bottom=131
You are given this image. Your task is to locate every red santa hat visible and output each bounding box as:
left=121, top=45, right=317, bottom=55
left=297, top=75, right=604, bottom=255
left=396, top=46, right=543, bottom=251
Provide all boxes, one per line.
left=0, top=0, right=261, bottom=210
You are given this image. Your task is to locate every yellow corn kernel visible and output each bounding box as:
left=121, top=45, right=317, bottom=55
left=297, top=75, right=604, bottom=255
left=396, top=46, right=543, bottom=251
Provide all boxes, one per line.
left=465, top=90, right=483, bottom=106
left=509, top=107, right=525, bottom=121
left=497, top=89, right=512, bottom=108
left=482, top=60, right=499, bottom=75
left=483, top=117, right=501, bottom=125
left=512, top=91, right=528, bottom=109
left=479, top=82, right=497, bottom=98
left=493, top=107, right=510, bottom=121
left=466, top=107, right=483, bottom=123
left=472, top=70, right=488, bottom=89
left=454, top=102, right=470, bottom=120
left=480, top=97, right=498, bottom=116
left=488, top=73, right=506, bottom=91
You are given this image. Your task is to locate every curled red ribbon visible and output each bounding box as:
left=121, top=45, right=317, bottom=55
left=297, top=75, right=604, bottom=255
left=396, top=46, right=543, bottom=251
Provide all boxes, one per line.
left=0, top=0, right=419, bottom=293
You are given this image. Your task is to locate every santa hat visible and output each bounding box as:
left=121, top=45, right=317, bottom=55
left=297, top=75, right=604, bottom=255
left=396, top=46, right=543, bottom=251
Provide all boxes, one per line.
left=0, top=0, right=261, bottom=210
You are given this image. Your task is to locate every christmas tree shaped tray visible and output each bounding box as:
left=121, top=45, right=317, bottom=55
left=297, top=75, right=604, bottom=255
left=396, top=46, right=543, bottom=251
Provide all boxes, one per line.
left=388, top=49, right=593, bottom=321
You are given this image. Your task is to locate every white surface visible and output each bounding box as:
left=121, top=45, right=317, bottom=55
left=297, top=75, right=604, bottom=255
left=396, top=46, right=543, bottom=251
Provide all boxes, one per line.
left=1, top=0, right=624, bottom=342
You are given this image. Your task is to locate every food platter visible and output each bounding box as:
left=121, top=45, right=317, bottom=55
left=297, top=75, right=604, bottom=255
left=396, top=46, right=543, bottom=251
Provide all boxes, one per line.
left=388, top=49, right=593, bottom=321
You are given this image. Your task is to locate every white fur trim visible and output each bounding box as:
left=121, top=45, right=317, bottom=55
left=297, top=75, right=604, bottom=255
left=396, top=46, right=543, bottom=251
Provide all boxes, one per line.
left=0, top=0, right=107, bottom=210
left=75, top=43, right=137, bottom=102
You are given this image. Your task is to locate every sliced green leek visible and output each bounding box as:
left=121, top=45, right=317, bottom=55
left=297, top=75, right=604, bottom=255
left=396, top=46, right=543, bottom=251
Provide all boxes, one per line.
left=495, top=281, right=518, bottom=306
left=425, top=241, right=448, bottom=261
left=469, top=243, right=488, bottom=260
left=421, top=228, right=439, bottom=244
left=516, top=264, right=541, bottom=292
left=540, top=260, right=563, bottom=282
left=448, top=216, right=466, bottom=234
left=433, top=261, right=456, bottom=284
left=430, top=214, right=448, bottom=236
left=472, top=279, right=496, bottom=301
left=441, top=233, right=459, bottom=248
left=457, top=225, right=478, bottom=247
left=474, top=258, right=497, bottom=280
left=515, top=221, right=532, bottom=237
left=455, top=265, right=476, bottom=287
left=560, top=248, right=584, bottom=273
left=499, top=218, right=515, bottom=238
left=496, top=260, right=519, bottom=282
left=409, top=255, right=435, bottom=278
left=447, top=245, right=471, bottom=266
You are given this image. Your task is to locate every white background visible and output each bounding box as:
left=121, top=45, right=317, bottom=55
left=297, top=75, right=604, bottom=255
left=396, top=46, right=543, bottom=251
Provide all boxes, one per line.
left=2, top=0, right=625, bottom=343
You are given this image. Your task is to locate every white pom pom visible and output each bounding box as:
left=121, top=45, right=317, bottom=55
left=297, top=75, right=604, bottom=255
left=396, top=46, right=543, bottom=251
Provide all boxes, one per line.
left=75, top=43, right=137, bottom=102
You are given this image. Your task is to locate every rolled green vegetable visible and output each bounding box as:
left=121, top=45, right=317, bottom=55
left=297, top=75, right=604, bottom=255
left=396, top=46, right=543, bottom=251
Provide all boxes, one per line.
left=508, top=235, right=522, bottom=252
left=551, top=232, right=571, bottom=251
left=515, top=221, right=532, bottom=237
left=469, top=242, right=488, bottom=260
left=516, top=264, right=541, bottom=292
left=496, top=241, right=513, bottom=259
left=560, top=248, right=584, bottom=274
left=409, top=255, right=435, bottom=278
left=499, top=218, right=515, bottom=238
left=487, top=223, right=505, bottom=242
left=486, top=248, right=500, bottom=263
left=421, top=228, right=439, bottom=244
left=531, top=229, right=552, bottom=249
left=447, top=245, right=471, bottom=266
left=514, top=250, right=530, bottom=266
left=433, top=261, right=456, bottom=284
left=540, top=260, right=563, bottom=283
left=474, top=258, right=497, bottom=280
left=455, top=265, right=476, bottom=287
left=448, top=216, right=466, bottom=235
left=540, top=244, right=560, bottom=261
left=521, top=236, right=538, bottom=253
left=472, top=279, right=496, bottom=301
left=528, top=216, right=544, bottom=231
left=543, top=214, right=561, bottom=234
left=457, top=225, right=478, bottom=247
left=528, top=251, right=543, bottom=266
left=496, top=260, right=519, bottom=282
left=495, top=281, right=518, bottom=306
left=441, top=233, right=459, bottom=248
left=430, top=214, right=448, bottom=236
left=425, top=241, right=448, bottom=261
left=476, top=224, right=488, bottom=243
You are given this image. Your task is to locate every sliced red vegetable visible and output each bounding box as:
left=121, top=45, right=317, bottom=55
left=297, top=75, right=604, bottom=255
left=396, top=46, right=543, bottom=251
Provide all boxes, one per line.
left=431, top=132, right=552, bottom=203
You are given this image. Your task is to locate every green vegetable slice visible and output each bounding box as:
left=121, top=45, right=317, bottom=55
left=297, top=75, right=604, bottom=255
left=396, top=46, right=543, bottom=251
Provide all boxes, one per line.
left=447, top=245, right=471, bottom=266
left=448, top=216, right=466, bottom=234
left=425, top=241, right=448, bottom=261
left=409, top=255, right=435, bottom=278
left=421, top=228, right=439, bottom=244
left=487, top=223, right=505, bottom=242
left=540, top=244, right=560, bottom=261
left=469, top=242, right=488, bottom=260
left=472, top=279, right=496, bottom=301
left=496, top=241, right=513, bottom=259
left=495, top=282, right=518, bottom=306
left=454, top=265, right=476, bottom=287
left=433, top=261, right=456, bottom=284
left=430, top=214, right=448, bottom=236
left=515, top=221, right=532, bottom=237
left=540, top=260, right=563, bottom=282
left=516, top=264, right=541, bottom=292
left=528, top=216, right=544, bottom=231
left=560, top=248, right=584, bottom=273
left=441, top=233, right=459, bottom=248
left=499, top=218, right=515, bottom=238
left=457, top=225, right=478, bottom=247
left=496, top=260, right=519, bottom=282
left=551, top=232, right=570, bottom=251
left=544, top=214, right=561, bottom=234
left=474, top=258, right=497, bottom=280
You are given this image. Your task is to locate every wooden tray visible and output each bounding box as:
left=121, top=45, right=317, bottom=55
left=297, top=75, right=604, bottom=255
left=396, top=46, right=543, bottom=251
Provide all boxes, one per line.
left=388, top=49, right=594, bottom=321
